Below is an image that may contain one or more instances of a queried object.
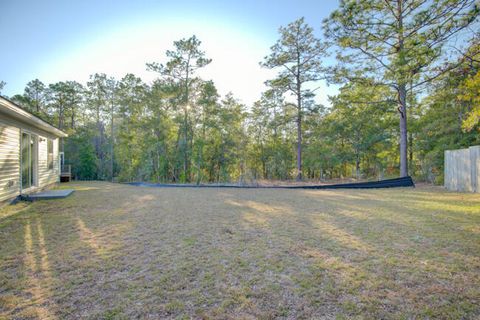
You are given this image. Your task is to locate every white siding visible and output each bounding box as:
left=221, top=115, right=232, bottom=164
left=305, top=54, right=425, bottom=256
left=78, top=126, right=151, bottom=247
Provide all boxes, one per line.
left=0, top=121, right=20, bottom=202
left=0, top=115, right=62, bottom=202
left=38, top=136, right=59, bottom=186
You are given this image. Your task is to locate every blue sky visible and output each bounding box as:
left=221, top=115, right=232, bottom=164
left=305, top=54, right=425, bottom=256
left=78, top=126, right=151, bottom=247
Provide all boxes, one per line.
left=0, top=0, right=340, bottom=106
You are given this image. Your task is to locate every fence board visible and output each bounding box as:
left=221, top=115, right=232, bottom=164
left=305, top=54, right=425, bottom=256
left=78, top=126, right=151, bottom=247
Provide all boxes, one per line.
left=445, top=146, right=480, bottom=193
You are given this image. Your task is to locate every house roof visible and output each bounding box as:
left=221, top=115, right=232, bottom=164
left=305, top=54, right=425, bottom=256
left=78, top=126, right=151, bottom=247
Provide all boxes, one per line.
left=0, top=96, right=67, bottom=138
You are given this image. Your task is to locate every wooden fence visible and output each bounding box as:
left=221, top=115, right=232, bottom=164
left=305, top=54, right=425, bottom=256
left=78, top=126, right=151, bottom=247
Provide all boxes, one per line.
left=444, top=146, right=480, bottom=193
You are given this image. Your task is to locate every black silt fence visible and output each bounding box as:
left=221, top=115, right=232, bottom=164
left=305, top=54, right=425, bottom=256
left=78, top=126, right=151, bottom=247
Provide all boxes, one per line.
left=128, top=176, right=415, bottom=190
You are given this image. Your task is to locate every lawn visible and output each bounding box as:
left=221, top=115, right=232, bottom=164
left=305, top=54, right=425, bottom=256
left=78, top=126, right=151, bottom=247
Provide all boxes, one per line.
left=0, top=182, right=479, bottom=319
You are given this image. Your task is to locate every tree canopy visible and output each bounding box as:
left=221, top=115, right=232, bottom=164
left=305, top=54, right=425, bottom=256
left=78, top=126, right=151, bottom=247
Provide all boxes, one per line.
left=3, top=8, right=479, bottom=184
left=324, top=0, right=479, bottom=177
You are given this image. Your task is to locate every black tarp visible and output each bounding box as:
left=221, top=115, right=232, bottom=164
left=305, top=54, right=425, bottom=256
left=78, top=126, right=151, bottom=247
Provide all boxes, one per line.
left=128, top=176, right=415, bottom=190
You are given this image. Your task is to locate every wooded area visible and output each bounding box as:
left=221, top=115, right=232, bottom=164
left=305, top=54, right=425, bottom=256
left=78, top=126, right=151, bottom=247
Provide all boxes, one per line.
left=1, top=1, right=479, bottom=184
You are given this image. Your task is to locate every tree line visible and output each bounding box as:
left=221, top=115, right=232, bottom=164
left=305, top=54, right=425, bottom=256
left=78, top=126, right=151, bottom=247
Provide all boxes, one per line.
left=1, top=0, right=479, bottom=184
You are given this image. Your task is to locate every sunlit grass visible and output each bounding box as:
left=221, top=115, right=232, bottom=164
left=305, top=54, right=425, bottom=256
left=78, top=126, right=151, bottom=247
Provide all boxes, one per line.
left=21, top=221, right=56, bottom=319
left=0, top=201, right=30, bottom=226
left=0, top=182, right=479, bottom=319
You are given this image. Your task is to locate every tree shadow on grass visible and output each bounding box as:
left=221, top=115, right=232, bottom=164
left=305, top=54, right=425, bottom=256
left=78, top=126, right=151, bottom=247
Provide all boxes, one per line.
left=0, top=182, right=138, bottom=319
left=1, top=184, right=478, bottom=319
left=225, top=188, right=480, bottom=318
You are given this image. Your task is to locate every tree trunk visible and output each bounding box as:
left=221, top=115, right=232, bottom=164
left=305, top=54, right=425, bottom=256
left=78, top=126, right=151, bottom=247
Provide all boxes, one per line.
left=110, top=100, right=114, bottom=182
left=398, top=84, right=408, bottom=177
left=183, top=111, right=188, bottom=182
left=396, top=0, right=408, bottom=178
left=296, top=88, right=302, bottom=181
left=409, top=131, right=413, bottom=175
left=196, top=141, right=203, bottom=185
left=184, top=60, right=191, bottom=182
left=296, top=117, right=302, bottom=180
left=356, top=154, right=360, bottom=179
left=71, top=109, right=75, bottom=129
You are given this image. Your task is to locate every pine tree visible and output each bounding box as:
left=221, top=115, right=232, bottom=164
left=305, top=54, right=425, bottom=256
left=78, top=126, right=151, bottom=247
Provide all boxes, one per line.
left=324, top=0, right=479, bottom=177
left=262, top=18, right=328, bottom=180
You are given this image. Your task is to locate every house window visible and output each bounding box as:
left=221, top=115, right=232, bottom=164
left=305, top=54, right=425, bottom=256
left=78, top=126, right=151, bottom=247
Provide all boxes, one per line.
left=47, top=139, right=54, bottom=170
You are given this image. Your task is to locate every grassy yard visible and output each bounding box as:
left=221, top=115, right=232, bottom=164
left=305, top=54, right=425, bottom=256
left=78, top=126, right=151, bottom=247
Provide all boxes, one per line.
left=0, top=182, right=479, bottom=319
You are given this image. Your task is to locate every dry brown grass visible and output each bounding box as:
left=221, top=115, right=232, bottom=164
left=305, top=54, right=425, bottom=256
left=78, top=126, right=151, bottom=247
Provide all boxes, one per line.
left=0, top=182, right=479, bottom=319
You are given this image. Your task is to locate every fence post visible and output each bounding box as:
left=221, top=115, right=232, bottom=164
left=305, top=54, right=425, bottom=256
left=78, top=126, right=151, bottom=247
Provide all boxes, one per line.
left=470, top=146, right=480, bottom=193
left=444, top=150, right=450, bottom=190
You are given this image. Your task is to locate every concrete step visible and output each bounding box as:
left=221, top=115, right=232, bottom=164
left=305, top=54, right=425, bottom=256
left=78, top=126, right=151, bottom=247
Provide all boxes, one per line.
left=21, top=189, right=74, bottom=201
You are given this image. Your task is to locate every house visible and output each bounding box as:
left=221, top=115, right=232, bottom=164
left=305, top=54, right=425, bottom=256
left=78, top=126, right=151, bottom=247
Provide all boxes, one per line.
left=0, top=96, right=67, bottom=203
